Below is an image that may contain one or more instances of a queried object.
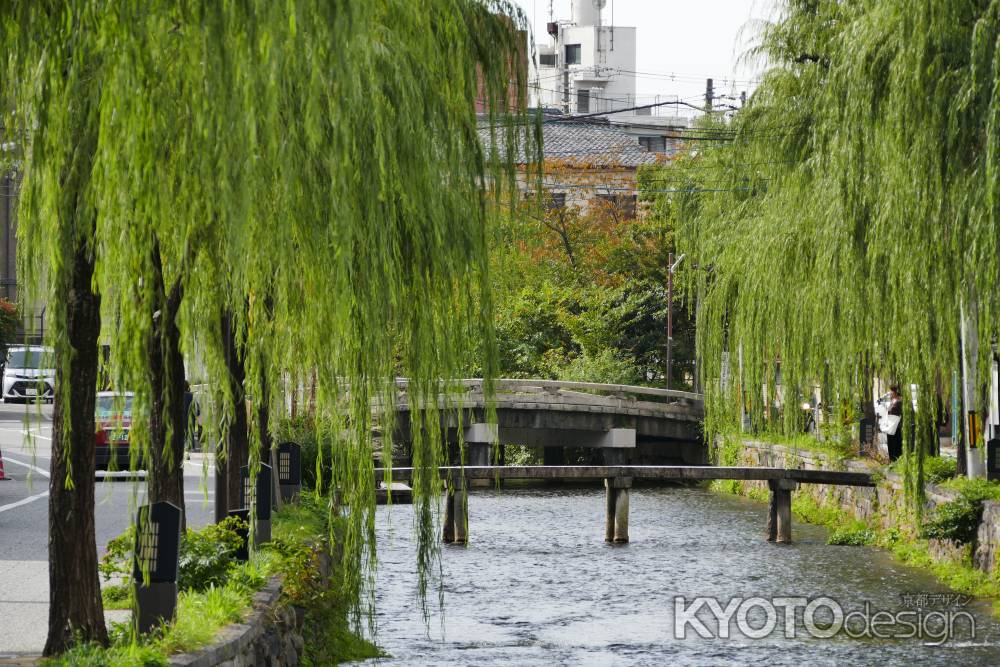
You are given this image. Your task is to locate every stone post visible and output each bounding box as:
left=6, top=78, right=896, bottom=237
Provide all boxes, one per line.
left=766, top=480, right=778, bottom=542
left=771, top=479, right=796, bottom=544
left=604, top=476, right=632, bottom=543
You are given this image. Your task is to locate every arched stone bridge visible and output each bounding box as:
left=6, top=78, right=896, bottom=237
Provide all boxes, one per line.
left=388, top=379, right=705, bottom=466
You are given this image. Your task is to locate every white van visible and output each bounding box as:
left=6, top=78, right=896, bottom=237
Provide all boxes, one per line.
left=2, top=345, right=55, bottom=403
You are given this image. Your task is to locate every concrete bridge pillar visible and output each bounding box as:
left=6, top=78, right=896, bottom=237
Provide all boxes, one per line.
left=468, top=443, right=491, bottom=488
left=604, top=476, right=632, bottom=543
left=766, top=479, right=796, bottom=543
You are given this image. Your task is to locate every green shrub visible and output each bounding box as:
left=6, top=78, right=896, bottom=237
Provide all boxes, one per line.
left=828, top=521, right=876, bottom=546
left=923, top=456, right=958, bottom=485
left=100, top=516, right=247, bottom=592
left=922, top=479, right=1000, bottom=544
left=177, top=517, right=246, bottom=591
left=275, top=415, right=332, bottom=491
left=102, top=583, right=131, bottom=610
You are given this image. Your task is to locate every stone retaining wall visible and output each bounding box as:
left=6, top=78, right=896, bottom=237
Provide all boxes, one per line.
left=168, top=550, right=332, bottom=667
left=735, top=439, right=1000, bottom=575
left=168, top=577, right=302, bottom=667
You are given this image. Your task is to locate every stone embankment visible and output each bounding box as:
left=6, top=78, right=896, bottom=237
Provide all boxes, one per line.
left=735, top=439, right=1000, bottom=575
left=169, top=551, right=333, bottom=667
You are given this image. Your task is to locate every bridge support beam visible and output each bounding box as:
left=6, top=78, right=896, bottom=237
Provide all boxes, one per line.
left=767, top=479, right=796, bottom=544
left=443, top=476, right=469, bottom=544
left=604, top=476, right=632, bottom=543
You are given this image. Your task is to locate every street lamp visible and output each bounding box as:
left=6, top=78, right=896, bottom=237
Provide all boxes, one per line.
left=666, top=253, right=686, bottom=389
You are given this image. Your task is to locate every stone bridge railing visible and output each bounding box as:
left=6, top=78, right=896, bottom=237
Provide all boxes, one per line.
left=388, top=378, right=703, bottom=420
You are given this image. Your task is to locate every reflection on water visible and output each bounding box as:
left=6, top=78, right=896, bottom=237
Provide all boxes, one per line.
left=363, top=485, right=1000, bottom=666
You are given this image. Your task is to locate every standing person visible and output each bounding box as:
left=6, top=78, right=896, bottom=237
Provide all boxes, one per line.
left=885, top=386, right=904, bottom=462
left=183, top=381, right=200, bottom=452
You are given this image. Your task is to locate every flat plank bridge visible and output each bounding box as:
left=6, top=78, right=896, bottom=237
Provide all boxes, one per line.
left=375, top=465, right=875, bottom=545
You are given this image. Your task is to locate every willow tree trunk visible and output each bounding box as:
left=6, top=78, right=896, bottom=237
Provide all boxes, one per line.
left=222, top=310, right=248, bottom=513
left=256, top=362, right=271, bottom=461
left=45, top=241, right=107, bottom=655
left=148, top=241, right=187, bottom=530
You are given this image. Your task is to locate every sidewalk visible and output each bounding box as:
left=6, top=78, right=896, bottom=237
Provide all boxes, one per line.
left=0, top=560, right=129, bottom=659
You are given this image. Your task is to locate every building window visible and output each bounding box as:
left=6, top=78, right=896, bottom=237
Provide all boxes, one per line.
left=638, top=136, right=666, bottom=153
left=539, top=53, right=557, bottom=67
left=565, top=44, right=582, bottom=65
left=577, top=89, right=590, bottom=113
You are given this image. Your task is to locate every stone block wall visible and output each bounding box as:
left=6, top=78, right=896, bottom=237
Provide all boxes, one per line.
left=168, top=578, right=303, bottom=667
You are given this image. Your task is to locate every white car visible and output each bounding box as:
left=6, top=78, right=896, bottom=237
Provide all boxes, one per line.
left=2, top=345, right=55, bottom=403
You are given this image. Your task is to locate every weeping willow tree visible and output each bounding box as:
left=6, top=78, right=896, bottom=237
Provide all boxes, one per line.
left=652, top=0, right=1000, bottom=499
left=1, top=0, right=534, bottom=654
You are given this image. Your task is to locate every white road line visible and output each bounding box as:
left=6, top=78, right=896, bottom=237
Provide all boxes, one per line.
left=3, top=455, right=51, bottom=478
left=0, top=490, right=48, bottom=513
left=0, top=427, right=51, bottom=441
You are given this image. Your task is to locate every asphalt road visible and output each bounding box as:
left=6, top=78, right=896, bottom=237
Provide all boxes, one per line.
left=0, top=403, right=215, bottom=657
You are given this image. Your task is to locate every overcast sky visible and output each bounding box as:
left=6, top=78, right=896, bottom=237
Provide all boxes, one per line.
left=511, top=0, right=779, bottom=110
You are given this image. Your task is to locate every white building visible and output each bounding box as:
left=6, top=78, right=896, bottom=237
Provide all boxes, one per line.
left=535, top=0, right=636, bottom=118
left=532, top=0, right=688, bottom=153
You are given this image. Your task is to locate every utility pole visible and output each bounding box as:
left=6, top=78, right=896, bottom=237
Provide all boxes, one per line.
left=705, top=78, right=714, bottom=111
left=961, top=299, right=985, bottom=478
left=666, top=253, right=685, bottom=389
left=666, top=252, right=673, bottom=389
left=563, top=69, right=570, bottom=115
left=740, top=90, right=747, bottom=107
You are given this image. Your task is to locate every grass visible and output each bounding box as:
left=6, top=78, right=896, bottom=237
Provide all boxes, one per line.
left=155, top=584, right=249, bottom=654
left=47, top=491, right=378, bottom=666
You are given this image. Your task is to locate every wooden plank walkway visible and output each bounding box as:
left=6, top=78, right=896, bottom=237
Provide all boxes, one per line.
left=374, top=465, right=874, bottom=487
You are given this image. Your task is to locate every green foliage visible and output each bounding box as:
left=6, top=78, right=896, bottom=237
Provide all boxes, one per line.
left=176, top=517, right=247, bottom=592
left=102, top=584, right=131, bottom=611
left=270, top=495, right=383, bottom=665
left=902, top=456, right=957, bottom=486
left=1, top=0, right=539, bottom=639
left=828, top=521, right=876, bottom=546
left=100, top=517, right=247, bottom=592
left=492, top=193, right=695, bottom=388
left=503, top=444, right=543, bottom=466
left=154, top=586, right=248, bottom=655
left=923, top=479, right=1000, bottom=544
left=40, top=642, right=168, bottom=667
left=0, top=298, right=19, bottom=361
left=274, top=416, right=332, bottom=492
left=652, top=0, right=1000, bottom=503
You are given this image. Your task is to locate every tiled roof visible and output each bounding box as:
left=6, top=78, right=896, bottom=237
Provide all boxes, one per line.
left=479, top=119, right=659, bottom=168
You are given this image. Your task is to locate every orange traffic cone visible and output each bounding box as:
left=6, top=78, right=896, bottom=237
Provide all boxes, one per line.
left=0, top=446, right=7, bottom=480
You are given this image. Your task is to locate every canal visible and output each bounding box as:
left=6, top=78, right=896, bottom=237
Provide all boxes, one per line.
left=364, top=485, right=1000, bottom=665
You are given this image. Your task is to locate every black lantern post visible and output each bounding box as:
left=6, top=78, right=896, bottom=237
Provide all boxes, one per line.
left=276, top=441, right=302, bottom=503
left=240, top=463, right=273, bottom=544
left=133, top=501, right=182, bottom=633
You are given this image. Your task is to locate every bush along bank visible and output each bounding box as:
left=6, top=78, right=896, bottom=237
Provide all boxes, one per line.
left=43, top=492, right=379, bottom=666
left=715, top=435, right=1000, bottom=613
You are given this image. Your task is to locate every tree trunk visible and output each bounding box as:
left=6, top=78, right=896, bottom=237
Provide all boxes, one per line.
left=256, top=366, right=271, bottom=461
left=45, top=239, right=107, bottom=655
left=222, top=310, right=248, bottom=513
left=147, top=240, right=187, bottom=530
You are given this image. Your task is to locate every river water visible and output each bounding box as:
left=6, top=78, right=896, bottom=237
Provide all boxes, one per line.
left=363, top=485, right=1000, bottom=666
